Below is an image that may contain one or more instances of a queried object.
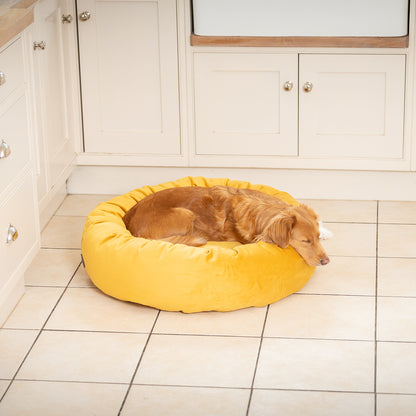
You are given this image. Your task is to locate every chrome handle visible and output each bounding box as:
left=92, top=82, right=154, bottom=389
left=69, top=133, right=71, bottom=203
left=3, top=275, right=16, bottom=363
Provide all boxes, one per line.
left=0, top=140, right=11, bottom=159
left=6, top=224, right=18, bottom=244
left=303, top=82, right=313, bottom=92
left=33, top=41, right=46, bottom=50
left=79, top=11, right=91, bottom=21
left=283, top=81, right=293, bottom=91
left=0, top=71, right=5, bottom=86
left=62, top=14, right=73, bottom=23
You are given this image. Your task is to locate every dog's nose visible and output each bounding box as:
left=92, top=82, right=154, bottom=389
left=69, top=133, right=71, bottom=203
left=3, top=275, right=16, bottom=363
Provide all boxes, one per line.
left=320, top=257, right=330, bottom=266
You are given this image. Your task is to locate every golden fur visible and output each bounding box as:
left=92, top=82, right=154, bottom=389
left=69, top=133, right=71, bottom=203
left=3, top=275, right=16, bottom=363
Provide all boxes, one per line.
left=123, top=186, right=329, bottom=266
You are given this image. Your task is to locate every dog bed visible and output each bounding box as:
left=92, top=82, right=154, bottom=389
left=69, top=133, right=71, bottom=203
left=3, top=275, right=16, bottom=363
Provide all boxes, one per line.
left=81, top=177, right=315, bottom=313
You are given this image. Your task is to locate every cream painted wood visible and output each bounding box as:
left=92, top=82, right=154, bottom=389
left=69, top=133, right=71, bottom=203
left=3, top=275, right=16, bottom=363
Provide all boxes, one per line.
left=0, top=95, right=31, bottom=195
left=299, top=54, right=406, bottom=158
left=0, top=32, right=40, bottom=326
left=194, top=53, right=298, bottom=156
left=33, top=0, right=76, bottom=199
left=78, top=0, right=180, bottom=155
left=0, top=37, right=24, bottom=104
left=0, top=173, right=37, bottom=291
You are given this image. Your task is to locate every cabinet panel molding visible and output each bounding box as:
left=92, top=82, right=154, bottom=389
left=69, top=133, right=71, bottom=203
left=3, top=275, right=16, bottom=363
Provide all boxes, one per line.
left=78, top=0, right=181, bottom=155
left=299, top=54, right=406, bottom=159
left=194, top=53, right=298, bottom=156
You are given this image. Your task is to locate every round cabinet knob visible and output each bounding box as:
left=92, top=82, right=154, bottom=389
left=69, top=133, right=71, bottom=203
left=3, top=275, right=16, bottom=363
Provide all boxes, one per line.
left=79, top=11, right=91, bottom=21
left=33, top=41, right=46, bottom=50
left=0, top=140, right=11, bottom=159
left=0, top=71, right=5, bottom=86
left=6, top=224, right=18, bottom=244
left=303, top=82, right=313, bottom=92
left=283, top=81, right=293, bottom=91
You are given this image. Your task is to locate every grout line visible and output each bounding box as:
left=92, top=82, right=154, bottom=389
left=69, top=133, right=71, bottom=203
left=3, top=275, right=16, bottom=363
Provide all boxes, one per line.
left=245, top=304, right=270, bottom=416
left=6, top=378, right=130, bottom=386
left=374, top=201, right=380, bottom=416
left=117, top=310, right=161, bottom=416
left=0, top=261, right=83, bottom=403
left=4, top=377, right=416, bottom=397
left=40, top=247, right=82, bottom=251
left=4, top=326, right=415, bottom=344
left=38, top=247, right=82, bottom=250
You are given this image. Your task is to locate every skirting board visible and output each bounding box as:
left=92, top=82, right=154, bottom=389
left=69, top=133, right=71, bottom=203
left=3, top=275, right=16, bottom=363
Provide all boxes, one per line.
left=67, top=166, right=416, bottom=201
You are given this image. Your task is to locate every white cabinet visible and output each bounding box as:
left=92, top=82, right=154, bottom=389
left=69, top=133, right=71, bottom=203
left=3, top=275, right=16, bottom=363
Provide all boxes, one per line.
left=77, top=0, right=180, bottom=155
left=194, top=53, right=298, bottom=156
left=32, top=0, right=78, bottom=206
left=193, top=52, right=406, bottom=168
left=0, top=36, right=39, bottom=325
left=299, top=54, right=405, bottom=159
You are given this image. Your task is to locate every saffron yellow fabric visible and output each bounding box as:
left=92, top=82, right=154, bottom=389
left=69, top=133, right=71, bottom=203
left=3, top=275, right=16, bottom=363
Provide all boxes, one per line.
left=81, top=177, right=315, bottom=312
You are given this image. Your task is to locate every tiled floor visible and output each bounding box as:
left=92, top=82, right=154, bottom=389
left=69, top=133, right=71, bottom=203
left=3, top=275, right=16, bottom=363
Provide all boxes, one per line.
left=1, top=195, right=416, bottom=415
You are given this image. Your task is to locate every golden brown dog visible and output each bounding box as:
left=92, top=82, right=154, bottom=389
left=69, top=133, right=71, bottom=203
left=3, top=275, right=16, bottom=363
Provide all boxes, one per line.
left=123, top=186, right=330, bottom=266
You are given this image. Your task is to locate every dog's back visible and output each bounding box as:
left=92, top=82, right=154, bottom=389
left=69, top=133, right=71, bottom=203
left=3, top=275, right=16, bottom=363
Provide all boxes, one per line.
left=123, top=185, right=329, bottom=266
left=123, top=186, right=284, bottom=244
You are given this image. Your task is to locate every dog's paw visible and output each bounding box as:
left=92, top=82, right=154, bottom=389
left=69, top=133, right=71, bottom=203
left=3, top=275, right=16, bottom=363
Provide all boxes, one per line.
left=319, top=222, right=333, bottom=240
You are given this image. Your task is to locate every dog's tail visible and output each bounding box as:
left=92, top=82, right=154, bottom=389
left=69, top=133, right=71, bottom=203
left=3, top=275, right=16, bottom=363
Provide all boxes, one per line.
left=161, top=235, right=207, bottom=247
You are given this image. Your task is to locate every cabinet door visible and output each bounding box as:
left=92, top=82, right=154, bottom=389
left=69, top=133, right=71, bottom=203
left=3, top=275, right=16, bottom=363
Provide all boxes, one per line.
left=194, top=53, right=298, bottom=156
left=33, top=0, right=76, bottom=196
left=78, top=0, right=180, bottom=155
left=299, top=54, right=405, bottom=159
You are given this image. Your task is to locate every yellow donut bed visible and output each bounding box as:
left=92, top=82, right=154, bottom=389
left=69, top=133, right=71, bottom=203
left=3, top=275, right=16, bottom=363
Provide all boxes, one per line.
left=81, top=177, right=315, bottom=313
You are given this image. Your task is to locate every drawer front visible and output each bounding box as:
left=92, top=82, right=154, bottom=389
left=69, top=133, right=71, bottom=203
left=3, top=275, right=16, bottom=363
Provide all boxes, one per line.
left=0, top=38, right=24, bottom=104
left=0, top=95, right=31, bottom=194
left=0, top=174, right=38, bottom=288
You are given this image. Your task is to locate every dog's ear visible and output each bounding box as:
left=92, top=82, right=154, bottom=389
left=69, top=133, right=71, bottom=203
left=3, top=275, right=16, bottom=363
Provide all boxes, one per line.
left=265, top=212, right=296, bottom=248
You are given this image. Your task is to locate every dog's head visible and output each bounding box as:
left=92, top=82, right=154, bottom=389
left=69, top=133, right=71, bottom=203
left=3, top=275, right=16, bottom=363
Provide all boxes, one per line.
left=264, top=204, right=330, bottom=266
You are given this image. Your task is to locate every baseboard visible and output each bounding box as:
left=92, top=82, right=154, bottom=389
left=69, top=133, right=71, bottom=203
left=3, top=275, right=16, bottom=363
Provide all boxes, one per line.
left=38, top=182, right=67, bottom=230
left=0, top=276, right=24, bottom=327
left=67, top=166, right=416, bottom=201
left=0, top=239, right=40, bottom=326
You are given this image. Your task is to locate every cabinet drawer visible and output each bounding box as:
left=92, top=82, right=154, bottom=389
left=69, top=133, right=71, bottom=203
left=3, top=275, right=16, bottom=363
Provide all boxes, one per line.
left=0, top=38, right=24, bottom=104
left=0, top=95, right=31, bottom=195
left=0, top=174, right=37, bottom=288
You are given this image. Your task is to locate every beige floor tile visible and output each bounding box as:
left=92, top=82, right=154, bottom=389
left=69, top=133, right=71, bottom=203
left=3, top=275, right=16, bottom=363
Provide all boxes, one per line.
left=378, top=258, right=416, bottom=297
left=134, top=335, right=260, bottom=388
left=16, top=330, right=147, bottom=383
left=0, top=380, right=10, bottom=397
left=377, top=394, right=416, bottom=416
left=0, top=380, right=127, bottom=416
left=264, top=294, right=375, bottom=340
left=45, top=288, right=158, bottom=333
left=24, top=249, right=81, bottom=287
left=378, top=224, right=416, bottom=258
left=377, top=342, right=416, bottom=394
left=68, top=266, right=94, bottom=287
left=254, top=338, right=374, bottom=392
left=379, top=201, right=416, bottom=224
left=0, top=329, right=38, bottom=379
left=121, top=385, right=250, bottom=416
left=41, top=216, right=86, bottom=249
left=249, top=390, right=374, bottom=416
left=3, top=287, right=64, bottom=329
left=320, top=223, right=376, bottom=257
left=154, top=307, right=266, bottom=337
left=377, top=297, right=416, bottom=342
left=56, top=194, right=116, bottom=217
left=299, top=256, right=376, bottom=296
left=299, top=199, right=377, bottom=223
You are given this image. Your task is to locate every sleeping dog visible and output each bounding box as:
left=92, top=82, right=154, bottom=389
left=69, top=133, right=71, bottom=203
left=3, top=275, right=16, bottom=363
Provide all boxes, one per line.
left=123, top=186, right=330, bottom=266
